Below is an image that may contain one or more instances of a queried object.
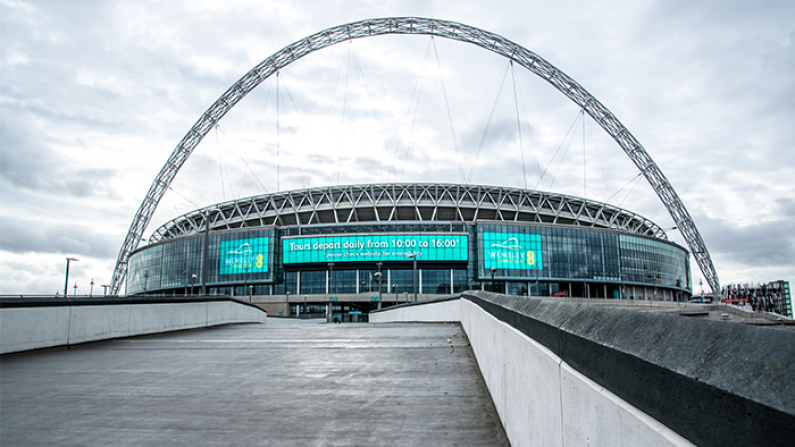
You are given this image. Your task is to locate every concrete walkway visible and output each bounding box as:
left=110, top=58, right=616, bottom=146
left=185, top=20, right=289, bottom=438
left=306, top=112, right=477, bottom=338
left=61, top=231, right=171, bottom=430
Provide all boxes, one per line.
left=0, top=321, right=508, bottom=447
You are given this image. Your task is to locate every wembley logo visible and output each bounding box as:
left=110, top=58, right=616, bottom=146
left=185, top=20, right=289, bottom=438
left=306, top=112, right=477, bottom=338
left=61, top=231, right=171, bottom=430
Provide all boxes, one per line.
left=225, top=243, right=254, bottom=267
left=227, top=243, right=253, bottom=255
left=490, top=238, right=522, bottom=250
left=489, top=237, right=536, bottom=267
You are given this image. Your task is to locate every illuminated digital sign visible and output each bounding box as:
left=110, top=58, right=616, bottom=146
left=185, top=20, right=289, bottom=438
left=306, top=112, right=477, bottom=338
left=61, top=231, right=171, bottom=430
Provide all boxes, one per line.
left=282, top=234, right=468, bottom=264
left=219, top=237, right=269, bottom=275
left=482, top=232, right=542, bottom=270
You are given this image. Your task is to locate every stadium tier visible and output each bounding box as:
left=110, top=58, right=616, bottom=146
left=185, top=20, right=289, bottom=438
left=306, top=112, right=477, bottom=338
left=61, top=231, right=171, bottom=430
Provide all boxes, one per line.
left=127, top=183, right=691, bottom=305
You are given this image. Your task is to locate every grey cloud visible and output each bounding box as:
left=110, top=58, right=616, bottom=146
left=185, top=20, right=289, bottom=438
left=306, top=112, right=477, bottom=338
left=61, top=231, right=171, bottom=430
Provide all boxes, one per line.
left=458, top=118, right=517, bottom=156
left=695, top=198, right=795, bottom=267
left=1, top=1, right=793, bottom=292
left=0, top=215, right=120, bottom=259
left=0, top=119, right=120, bottom=199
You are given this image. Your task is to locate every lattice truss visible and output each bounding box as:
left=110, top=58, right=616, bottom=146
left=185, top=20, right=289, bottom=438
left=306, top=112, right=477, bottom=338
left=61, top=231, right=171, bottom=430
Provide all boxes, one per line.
left=149, top=183, right=665, bottom=242
left=112, top=17, right=719, bottom=296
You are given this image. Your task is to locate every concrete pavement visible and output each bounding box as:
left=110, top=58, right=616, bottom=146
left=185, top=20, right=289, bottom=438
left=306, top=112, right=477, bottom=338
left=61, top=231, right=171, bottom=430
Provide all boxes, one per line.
left=0, top=321, right=508, bottom=446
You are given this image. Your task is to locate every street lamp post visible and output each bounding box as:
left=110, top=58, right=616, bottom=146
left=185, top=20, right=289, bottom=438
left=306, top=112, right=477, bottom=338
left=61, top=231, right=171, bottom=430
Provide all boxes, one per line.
left=89, top=279, right=94, bottom=297
left=374, top=271, right=382, bottom=310
left=64, top=257, right=78, bottom=298
left=375, top=262, right=384, bottom=309
left=375, top=262, right=383, bottom=309
left=406, top=254, right=418, bottom=302
left=393, top=284, right=397, bottom=304
left=327, top=262, right=335, bottom=294
left=491, top=267, right=497, bottom=293
left=73, top=282, right=78, bottom=297
left=200, top=210, right=209, bottom=296
left=244, top=265, right=250, bottom=302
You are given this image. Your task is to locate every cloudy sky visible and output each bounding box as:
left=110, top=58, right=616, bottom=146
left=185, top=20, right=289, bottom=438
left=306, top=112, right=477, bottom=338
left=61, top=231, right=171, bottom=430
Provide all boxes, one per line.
left=1, top=0, right=793, bottom=296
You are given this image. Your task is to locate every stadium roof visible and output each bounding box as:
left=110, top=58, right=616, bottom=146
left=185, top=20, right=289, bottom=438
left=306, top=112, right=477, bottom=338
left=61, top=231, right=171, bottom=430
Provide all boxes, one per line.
left=149, top=183, right=667, bottom=243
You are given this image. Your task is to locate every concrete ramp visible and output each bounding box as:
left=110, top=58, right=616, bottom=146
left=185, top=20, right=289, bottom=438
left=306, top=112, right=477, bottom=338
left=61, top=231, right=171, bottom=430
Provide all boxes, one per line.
left=0, top=321, right=508, bottom=446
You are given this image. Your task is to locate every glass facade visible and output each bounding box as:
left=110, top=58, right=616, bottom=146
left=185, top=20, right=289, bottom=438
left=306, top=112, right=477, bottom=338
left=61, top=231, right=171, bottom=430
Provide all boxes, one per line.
left=127, top=222, right=690, bottom=299
left=475, top=225, right=688, bottom=289
left=283, top=233, right=468, bottom=264
left=127, top=228, right=275, bottom=295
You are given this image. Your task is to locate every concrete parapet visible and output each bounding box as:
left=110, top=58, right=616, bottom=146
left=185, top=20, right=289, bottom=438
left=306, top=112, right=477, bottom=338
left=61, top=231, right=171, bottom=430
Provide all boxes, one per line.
left=371, top=292, right=795, bottom=447
left=0, top=297, right=267, bottom=354
left=368, top=297, right=460, bottom=323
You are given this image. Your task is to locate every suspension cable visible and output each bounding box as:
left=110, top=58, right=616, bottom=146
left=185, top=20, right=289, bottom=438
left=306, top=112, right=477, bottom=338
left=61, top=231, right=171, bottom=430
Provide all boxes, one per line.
left=215, top=124, right=236, bottom=200
left=337, top=42, right=354, bottom=184
left=587, top=117, right=611, bottom=200
left=351, top=43, right=388, bottom=182
left=342, top=43, right=351, bottom=125
left=254, top=78, right=274, bottom=194
left=217, top=126, right=271, bottom=196
left=605, top=172, right=642, bottom=203
left=534, top=110, right=582, bottom=190
left=279, top=73, right=310, bottom=187
left=215, top=125, right=226, bottom=201
left=276, top=71, right=280, bottom=191
left=235, top=153, right=270, bottom=195
left=431, top=36, right=465, bottom=184
left=582, top=108, right=586, bottom=198
left=326, top=42, right=348, bottom=116
left=618, top=174, right=644, bottom=207
left=255, top=79, right=273, bottom=134
left=514, top=70, right=544, bottom=184
left=317, top=43, right=351, bottom=186
left=314, top=154, right=334, bottom=184
left=167, top=186, right=200, bottom=209
left=466, top=62, right=511, bottom=184
left=280, top=74, right=301, bottom=115
left=510, top=61, right=528, bottom=190
left=189, top=140, right=206, bottom=199
left=392, top=38, right=433, bottom=181
left=548, top=110, right=583, bottom=191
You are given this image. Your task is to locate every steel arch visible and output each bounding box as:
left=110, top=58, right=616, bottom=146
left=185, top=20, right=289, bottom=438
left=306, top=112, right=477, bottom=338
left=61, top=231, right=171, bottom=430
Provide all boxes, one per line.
left=110, top=17, right=720, bottom=297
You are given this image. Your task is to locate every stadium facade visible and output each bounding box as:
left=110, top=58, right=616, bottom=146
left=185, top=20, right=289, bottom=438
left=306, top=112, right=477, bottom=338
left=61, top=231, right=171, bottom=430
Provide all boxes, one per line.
left=126, top=183, right=692, bottom=315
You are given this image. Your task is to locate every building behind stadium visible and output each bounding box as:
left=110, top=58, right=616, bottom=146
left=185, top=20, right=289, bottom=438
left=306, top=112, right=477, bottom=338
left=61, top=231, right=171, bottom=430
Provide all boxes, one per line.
left=126, top=183, right=692, bottom=319
left=722, top=280, right=793, bottom=318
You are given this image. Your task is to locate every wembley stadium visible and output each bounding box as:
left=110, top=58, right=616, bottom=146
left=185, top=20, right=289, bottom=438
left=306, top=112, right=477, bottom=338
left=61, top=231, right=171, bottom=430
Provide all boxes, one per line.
left=113, top=18, right=721, bottom=319
left=126, top=182, right=692, bottom=317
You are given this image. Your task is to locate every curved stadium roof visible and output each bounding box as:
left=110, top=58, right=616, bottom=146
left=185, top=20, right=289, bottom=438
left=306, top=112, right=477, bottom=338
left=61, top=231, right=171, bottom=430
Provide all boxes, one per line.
left=149, top=183, right=667, bottom=243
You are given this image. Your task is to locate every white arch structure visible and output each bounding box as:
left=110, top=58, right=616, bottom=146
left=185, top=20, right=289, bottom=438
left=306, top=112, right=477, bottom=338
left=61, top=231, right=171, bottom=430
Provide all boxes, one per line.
left=110, top=17, right=720, bottom=297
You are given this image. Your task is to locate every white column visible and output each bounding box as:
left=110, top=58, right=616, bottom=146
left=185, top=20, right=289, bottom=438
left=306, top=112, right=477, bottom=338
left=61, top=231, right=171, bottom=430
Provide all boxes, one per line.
left=450, top=269, right=454, bottom=294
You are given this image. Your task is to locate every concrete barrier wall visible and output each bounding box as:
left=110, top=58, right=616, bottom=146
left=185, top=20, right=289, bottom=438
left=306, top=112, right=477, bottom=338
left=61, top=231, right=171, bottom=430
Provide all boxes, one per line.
left=371, top=293, right=795, bottom=447
left=373, top=298, right=688, bottom=446
left=460, top=299, right=689, bottom=447
left=368, top=298, right=460, bottom=323
left=1, top=300, right=266, bottom=354
left=0, top=307, right=71, bottom=354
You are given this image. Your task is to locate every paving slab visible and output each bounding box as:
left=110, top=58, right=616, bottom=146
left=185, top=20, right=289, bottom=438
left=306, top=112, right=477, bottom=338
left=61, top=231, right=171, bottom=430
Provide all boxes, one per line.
left=1, top=321, right=509, bottom=447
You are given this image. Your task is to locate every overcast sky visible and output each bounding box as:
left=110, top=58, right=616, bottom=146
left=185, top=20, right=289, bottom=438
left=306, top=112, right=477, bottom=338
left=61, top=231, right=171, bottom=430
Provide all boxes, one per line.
left=1, top=0, right=793, bottom=296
